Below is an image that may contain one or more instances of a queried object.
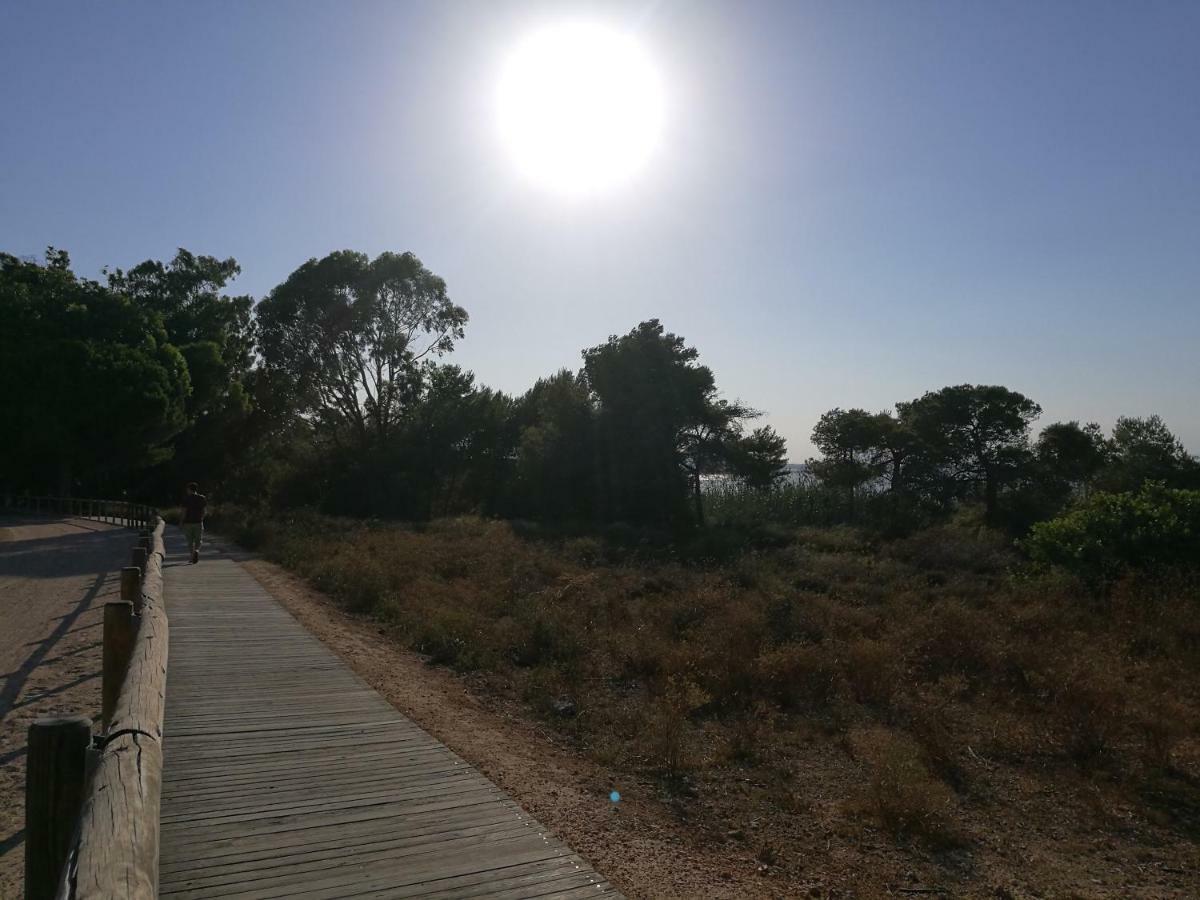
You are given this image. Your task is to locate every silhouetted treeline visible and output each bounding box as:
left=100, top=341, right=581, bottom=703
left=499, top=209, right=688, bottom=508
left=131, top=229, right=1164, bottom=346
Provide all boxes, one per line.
left=0, top=249, right=785, bottom=527
left=805, top=392, right=1199, bottom=532
left=3, top=247, right=1195, bottom=536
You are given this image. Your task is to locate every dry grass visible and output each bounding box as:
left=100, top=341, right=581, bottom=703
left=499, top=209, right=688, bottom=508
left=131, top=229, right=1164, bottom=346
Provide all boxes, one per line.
left=211, top=504, right=1200, bottom=888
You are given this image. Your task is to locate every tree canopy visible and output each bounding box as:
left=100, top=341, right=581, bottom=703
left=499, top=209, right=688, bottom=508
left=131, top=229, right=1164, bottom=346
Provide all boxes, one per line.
left=0, top=250, right=192, bottom=494
left=256, top=250, right=467, bottom=446
left=9, top=241, right=1196, bottom=544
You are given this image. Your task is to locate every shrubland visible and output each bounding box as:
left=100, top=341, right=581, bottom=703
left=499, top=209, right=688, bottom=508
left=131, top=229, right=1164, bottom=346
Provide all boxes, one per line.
left=210, top=501, right=1200, bottom=886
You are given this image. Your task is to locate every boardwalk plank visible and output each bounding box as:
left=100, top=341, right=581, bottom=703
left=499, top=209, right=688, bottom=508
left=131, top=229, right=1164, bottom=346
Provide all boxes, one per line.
left=159, top=532, right=618, bottom=897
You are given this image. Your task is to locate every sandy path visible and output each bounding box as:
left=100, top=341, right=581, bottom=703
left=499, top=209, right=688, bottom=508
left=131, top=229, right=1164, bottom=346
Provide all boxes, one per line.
left=0, top=516, right=131, bottom=899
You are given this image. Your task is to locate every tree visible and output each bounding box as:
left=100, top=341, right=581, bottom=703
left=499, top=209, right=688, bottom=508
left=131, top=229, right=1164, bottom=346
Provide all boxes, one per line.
left=108, top=250, right=254, bottom=415
left=0, top=250, right=190, bottom=495
left=808, top=408, right=888, bottom=517
left=1100, top=415, right=1199, bottom=491
left=404, top=364, right=514, bottom=518
left=1036, top=421, right=1108, bottom=494
left=729, top=426, right=789, bottom=490
left=897, top=384, right=1042, bottom=523
left=583, top=320, right=752, bottom=526
left=108, top=250, right=256, bottom=494
left=509, top=370, right=596, bottom=521
left=256, top=250, right=467, bottom=446
left=872, top=412, right=918, bottom=494
left=678, top=398, right=760, bottom=524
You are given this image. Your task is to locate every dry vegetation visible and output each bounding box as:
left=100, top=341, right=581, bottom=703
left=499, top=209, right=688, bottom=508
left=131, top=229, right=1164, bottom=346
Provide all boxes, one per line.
left=212, top=506, right=1200, bottom=895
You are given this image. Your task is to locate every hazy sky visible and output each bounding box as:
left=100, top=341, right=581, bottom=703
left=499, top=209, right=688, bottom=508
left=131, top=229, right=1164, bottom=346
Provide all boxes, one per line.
left=3, top=1, right=1198, bottom=458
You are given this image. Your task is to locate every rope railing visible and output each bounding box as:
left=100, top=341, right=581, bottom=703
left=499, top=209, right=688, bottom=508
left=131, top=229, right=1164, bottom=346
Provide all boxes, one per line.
left=4, top=497, right=167, bottom=900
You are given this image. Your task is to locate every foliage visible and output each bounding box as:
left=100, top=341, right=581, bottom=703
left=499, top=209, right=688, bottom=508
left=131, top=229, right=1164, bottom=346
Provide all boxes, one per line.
left=507, top=369, right=596, bottom=522
left=582, top=319, right=771, bottom=526
left=897, top=384, right=1041, bottom=522
left=1024, top=483, right=1200, bottom=588
left=0, top=249, right=190, bottom=495
left=1101, top=415, right=1200, bottom=492
left=108, top=249, right=257, bottom=497
left=729, top=425, right=789, bottom=490
left=256, top=250, right=467, bottom=446
left=1036, top=421, right=1109, bottom=490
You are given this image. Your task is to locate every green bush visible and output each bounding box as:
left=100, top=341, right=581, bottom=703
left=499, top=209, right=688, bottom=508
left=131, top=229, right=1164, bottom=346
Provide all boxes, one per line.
left=1023, top=483, right=1200, bottom=588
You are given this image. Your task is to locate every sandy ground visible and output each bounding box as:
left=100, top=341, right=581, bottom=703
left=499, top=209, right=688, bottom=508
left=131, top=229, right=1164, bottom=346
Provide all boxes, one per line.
left=214, top=538, right=785, bottom=900
left=0, top=516, right=131, bottom=900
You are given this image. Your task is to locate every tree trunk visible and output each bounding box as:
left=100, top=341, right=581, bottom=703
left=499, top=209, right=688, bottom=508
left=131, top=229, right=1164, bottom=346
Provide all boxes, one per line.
left=890, top=454, right=904, bottom=494
left=984, top=474, right=998, bottom=524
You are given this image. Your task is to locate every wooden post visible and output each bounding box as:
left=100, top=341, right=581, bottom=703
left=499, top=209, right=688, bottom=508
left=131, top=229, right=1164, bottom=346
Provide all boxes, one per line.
left=25, top=716, right=91, bottom=900
left=131, top=545, right=148, bottom=574
left=139, top=531, right=151, bottom=552
left=102, top=601, right=135, bottom=727
left=121, top=566, right=143, bottom=614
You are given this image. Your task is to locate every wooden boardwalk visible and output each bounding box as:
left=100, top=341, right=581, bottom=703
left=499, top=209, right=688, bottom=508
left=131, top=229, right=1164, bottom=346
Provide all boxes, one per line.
left=158, top=531, right=618, bottom=899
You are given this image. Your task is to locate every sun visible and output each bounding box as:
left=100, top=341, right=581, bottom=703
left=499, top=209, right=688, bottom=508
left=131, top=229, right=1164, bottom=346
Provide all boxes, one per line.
left=496, top=22, right=665, bottom=198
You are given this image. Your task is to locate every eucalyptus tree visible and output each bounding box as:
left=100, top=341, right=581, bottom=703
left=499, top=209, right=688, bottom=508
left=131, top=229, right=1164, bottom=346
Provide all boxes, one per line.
left=256, top=250, right=467, bottom=447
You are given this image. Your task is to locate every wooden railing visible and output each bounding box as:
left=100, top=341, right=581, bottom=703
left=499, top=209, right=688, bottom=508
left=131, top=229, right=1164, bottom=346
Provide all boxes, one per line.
left=2, top=495, right=156, bottom=531
left=4, top=498, right=168, bottom=899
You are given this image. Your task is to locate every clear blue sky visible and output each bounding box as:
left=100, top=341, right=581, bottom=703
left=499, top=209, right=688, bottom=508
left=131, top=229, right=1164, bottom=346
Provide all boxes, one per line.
left=3, top=1, right=1198, bottom=458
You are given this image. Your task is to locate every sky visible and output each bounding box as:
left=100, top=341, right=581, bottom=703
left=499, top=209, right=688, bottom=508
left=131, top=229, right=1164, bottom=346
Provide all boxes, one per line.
left=2, top=0, right=1198, bottom=459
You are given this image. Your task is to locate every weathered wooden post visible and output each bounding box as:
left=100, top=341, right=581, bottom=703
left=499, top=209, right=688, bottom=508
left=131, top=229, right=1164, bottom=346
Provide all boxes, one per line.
left=25, top=716, right=91, bottom=900
left=131, top=545, right=148, bottom=575
left=102, top=601, right=135, bottom=727
left=121, top=566, right=143, bottom=615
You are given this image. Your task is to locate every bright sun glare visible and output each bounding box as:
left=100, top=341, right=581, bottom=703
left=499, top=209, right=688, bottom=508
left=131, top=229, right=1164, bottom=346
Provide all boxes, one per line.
left=496, top=22, right=664, bottom=198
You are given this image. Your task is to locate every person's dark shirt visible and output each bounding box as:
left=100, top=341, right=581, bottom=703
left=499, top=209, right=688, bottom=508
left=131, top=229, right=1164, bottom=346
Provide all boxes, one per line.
left=182, top=493, right=207, bottom=524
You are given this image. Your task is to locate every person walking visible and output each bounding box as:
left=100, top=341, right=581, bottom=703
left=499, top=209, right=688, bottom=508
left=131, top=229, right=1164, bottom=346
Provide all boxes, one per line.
left=181, top=482, right=207, bottom=564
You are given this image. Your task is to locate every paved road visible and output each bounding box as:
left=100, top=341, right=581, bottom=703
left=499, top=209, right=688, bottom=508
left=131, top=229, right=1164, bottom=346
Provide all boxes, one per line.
left=0, top=516, right=133, bottom=899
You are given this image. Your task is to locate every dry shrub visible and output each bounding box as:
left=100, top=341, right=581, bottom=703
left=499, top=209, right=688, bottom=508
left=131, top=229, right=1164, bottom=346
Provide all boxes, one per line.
left=888, top=524, right=1013, bottom=575
left=684, top=601, right=767, bottom=706
left=899, top=686, right=969, bottom=790
left=912, top=601, right=996, bottom=683
left=1138, top=699, right=1189, bottom=769
left=520, top=665, right=574, bottom=718
left=757, top=642, right=841, bottom=709
left=505, top=589, right=583, bottom=669
left=619, top=630, right=669, bottom=684
left=722, top=702, right=777, bottom=766
left=792, top=526, right=870, bottom=555
left=563, top=535, right=604, bottom=566
left=852, top=728, right=960, bottom=845
left=842, top=637, right=899, bottom=706
left=641, top=684, right=707, bottom=777
left=1052, top=661, right=1128, bottom=763
left=411, top=603, right=484, bottom=668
